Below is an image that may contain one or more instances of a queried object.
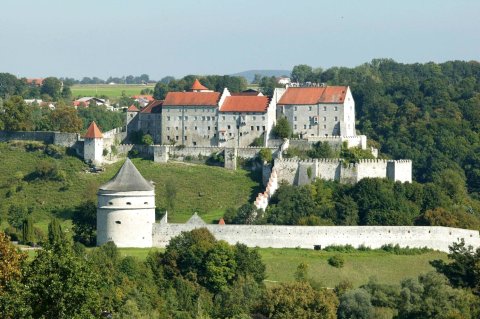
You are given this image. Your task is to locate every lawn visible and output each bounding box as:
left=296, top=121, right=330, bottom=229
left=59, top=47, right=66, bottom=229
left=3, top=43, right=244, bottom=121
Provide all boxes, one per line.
left=0, top=142, right=261, bottom=232
left=71, top=84, right=155, bottom=99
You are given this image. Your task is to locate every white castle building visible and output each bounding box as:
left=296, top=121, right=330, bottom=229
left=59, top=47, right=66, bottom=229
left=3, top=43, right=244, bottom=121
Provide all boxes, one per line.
left=96, top=159, right=480, bottom=252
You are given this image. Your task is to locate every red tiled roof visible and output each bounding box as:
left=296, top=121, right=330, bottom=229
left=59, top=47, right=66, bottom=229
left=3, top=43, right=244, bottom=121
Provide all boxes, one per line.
left=132, top=95, right=154, bottom=101
left=127, top=104, right=140, bottom=112
left=218, top=218, right=225, bottom=225
left=163, top=92, right=220, bottom=106
left=278, top=86, right=348, bottom=105
left=191, top=79, right=209, bottom=91
left=220, top=96, right=269, bottom=113
left=141, top=100, right=163, bottom=113
left=26, top=78, right=44, bottom=86
left=84, top=121, right=103, bottom=138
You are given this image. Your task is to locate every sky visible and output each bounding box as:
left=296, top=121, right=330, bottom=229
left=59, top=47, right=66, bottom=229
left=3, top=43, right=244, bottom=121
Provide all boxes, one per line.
left=0, top=0, right=479, bottom=80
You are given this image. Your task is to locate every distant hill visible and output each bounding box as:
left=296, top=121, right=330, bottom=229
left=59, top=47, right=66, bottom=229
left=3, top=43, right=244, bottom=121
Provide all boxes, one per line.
left=231, top=70, right=291, bottom=83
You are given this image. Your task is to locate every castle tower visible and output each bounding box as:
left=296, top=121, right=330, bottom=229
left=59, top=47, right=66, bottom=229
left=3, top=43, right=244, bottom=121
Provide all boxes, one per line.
left=190, top=79, right=212, bottom=92
left=84, top=121, right=104, bottom=166
left=126, top=104, right=140, bottom=134
left=96, top=158, right=155, bottom=247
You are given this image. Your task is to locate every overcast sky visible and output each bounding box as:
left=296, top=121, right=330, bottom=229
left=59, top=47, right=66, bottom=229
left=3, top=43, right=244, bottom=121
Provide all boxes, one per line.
left=1, top=0, right=478, bottom=80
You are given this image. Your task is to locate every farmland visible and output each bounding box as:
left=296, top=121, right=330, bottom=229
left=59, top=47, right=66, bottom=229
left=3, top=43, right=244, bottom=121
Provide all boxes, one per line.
left=71, top=84, right=155, bottom=99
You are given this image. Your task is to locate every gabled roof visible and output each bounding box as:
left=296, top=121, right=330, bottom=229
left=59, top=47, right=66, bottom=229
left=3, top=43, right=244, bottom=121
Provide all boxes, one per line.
left=127, top=104, right=140, bottom=112
left=163, top=92, right=220, bottom=107
left=191, top=79, right=209, bottom=91
left=220, top=96, right=269, bottom=113
left=84, top=121, right=103, bottom=138
left=99, top=158, right=154, bottom=192
left=141, top=100, right=163, bottom=113
left=278, top=86, right=348, bottom=105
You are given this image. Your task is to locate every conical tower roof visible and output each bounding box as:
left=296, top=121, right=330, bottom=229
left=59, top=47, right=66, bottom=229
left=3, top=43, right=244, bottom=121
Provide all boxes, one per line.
left=85, top=121, right=103, bottom=138
left=191, top=79, right=208, bottom=91
left=99, top=158, right=154, bottom=192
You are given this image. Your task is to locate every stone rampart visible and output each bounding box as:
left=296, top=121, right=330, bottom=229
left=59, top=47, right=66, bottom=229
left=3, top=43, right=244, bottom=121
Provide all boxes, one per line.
left=152, top=223, right=480, bottom=253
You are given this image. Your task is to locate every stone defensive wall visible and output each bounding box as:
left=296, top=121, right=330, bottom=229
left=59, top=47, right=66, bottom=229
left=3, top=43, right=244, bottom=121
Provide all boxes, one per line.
left=0, top=130, right=80, bottom=147
left=152, top=222, right=480, bottom=253
left=274, top=158, right=413, bottom=185
left=288, top=135, right=368, bottom=150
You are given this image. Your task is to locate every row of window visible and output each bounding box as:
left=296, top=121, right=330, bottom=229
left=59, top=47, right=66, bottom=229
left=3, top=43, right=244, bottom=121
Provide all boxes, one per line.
left=294, top=124, right=330, bottom=130
left=165, top=115, right=267, bottom=122
left=293, top=106, right=339, bottom=111
left=166, top=108, right=215, bottom=113
left=167, top=126, right=215, bottom=131
left=108, top=201, right=149, bottom=205
left=294, top=116, right=338, bottom=122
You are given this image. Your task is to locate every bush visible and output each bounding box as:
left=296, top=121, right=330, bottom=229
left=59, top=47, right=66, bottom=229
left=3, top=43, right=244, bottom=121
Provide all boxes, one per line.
left=44, top=144, right=64, bottom=158
left=324, top=245, right=356, bottom=253
left=380, top=244, right=431, bottom=255
left=4, top=226, right=20, bottom=241
left=328, top=255, right=345, bottom=268
left=258, top=148, right=272, bottom=163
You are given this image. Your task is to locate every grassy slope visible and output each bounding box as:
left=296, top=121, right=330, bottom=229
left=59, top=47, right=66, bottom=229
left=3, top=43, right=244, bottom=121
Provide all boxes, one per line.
left=0, top=142, right=260, bottom=232
left=71, top=84, right=155, bottom=99
left=113, top=247, right=446, bottom=287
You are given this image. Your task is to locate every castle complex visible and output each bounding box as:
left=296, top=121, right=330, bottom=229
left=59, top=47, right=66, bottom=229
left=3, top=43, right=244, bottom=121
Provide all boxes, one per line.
left=96, top=159, right=480, bottom=252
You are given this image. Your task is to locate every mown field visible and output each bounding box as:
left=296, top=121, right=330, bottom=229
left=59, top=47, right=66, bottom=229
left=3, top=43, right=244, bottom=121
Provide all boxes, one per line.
left=111, top=247, right=447, bottom=287
left=0, top=142, right=261, bottom=232
left=71, top=84, right=155, bottom=99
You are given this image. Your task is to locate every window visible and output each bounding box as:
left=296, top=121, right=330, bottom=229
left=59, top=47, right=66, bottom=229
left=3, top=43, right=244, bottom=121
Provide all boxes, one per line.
left=126, top=202, right=131, bottom=205
left=262, top=116, right=265, bottom=120
left=251, top=126, right=254, bottom=131
left=309, top=106, right=312, bottom=111
left=194, top=116, right=197, bottom=120
left=108, top=202, right=113, bottom=205
left=167, top=127, right=170, bottom=131
left=334, top=116, right=338, bottom=121
left=185, top=116, right=188, bottom=120
left=212, top=116, right=215, bottom=121
left=334, top=106, right=338, bottom=111
left=262, top=126, right=265, bottom=131
left=115, top=221, right=121, bottom=224
left=229, top=133, right=232, bottom=137
left=309, top=125, right=312, bottom=129
left=202, top=116, right=206, bottom=121
left=294, top=125, right=297, bottom=129
left=228, top=125, right=231, bottom=129
left=323, top=117, right=326, bottom=121
left=294, top=116, right=297, bottom=121
left=175, top=136, right=179, bottom=140
left=257, top=126, right=260, bottom=131
left=195, top=126, right=198, bottom=130
left=324, top=125, right=327, bottom=129
left=294, top=106, right=297, bottom=111
left=208, top=126, right=211, bottom=130
left=193, top=141, right=197, bottom=146
left=222, top=116, right=225, bottom=120
left=175, top=126, right=178, bottom=130
left=207, top=116, right=210, bottom=121
left=178, top=116, right=182, bottom=120
left=167, top=116, right=170, bottom=121
left=144, top=202, right=148, bottom=205
left=185, top=136, right=187, bottom=140
left=253, top=116, right=256, bottom=120
left=323, top=106, right=327, bottom=111
left=304, top=125, right=307, bottom=129
left=184, top=126, right=187, bottom=130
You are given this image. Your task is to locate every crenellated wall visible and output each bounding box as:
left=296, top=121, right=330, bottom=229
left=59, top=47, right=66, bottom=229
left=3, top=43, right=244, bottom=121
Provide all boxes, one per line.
left=152, top=222, right=480, bottom=253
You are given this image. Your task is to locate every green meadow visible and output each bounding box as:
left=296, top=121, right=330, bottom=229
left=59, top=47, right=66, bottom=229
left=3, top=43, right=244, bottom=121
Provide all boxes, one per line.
left=71, top=84, right=155, bottom=99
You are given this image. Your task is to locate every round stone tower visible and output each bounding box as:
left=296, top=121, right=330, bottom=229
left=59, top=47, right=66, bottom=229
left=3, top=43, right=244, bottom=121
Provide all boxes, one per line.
left=96, top=158, right=155, bottom=247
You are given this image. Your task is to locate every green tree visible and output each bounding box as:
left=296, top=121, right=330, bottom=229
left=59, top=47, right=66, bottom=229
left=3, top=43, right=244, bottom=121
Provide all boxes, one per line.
left=203, top=240, right=237, bottom=293
left=291, top=64, right=314, bottom=83
left=337, top=288, right=374, bottom=319
left=72, top=200, right=97, bottom=246
left=48, top=218, right=65, bottom=245
left=7, top=204, right=30, bottom=230
left=259, top=148, right=272, bottom=163
left=40, top=77, right=62, bottom=100
left=141, top=133, right=153, bottom=145
left=308, top=141, right=335, bottom=158
left=50, top=104, right=83, bottom=132
left=272, top=116, right=292, bottom=139
left=258, top=281, right=339, bottom=319
left=21, top=217, right=35, bottom=246
left=23, top=242, right=101, bottom=318
left=153, top=82, right=169, bottom=100
left=0, top=95, right=32, bottom=131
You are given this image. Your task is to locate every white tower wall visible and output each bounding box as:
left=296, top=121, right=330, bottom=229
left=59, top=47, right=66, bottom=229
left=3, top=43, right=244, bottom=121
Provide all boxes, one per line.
left=97, top=190, right=155, bottom=247
left=84, top=138, right=104, bottom=165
